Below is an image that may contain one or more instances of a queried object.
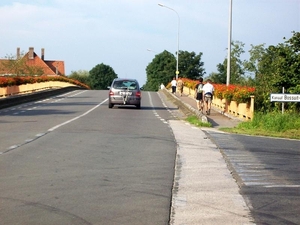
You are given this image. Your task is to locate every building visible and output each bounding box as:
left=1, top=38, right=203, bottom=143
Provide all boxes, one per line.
left=0, top=47, right=65, bottom=76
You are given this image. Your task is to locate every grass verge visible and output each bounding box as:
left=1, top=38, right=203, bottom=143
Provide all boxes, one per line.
left=220, top=112, right=300, bottom=140
left=185, top=115, right=212, bottom=128
left=185, top=112, right=300, bottom=140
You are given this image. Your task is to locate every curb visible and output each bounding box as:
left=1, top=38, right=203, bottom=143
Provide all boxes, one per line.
left=161, top=88, right=208, bottom=123
left=161, top=88, right=243, bottom=124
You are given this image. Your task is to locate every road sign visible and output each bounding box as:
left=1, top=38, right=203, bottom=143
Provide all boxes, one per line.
left=270, top=93, right=300, bottom=102
left=175, top=70, right=179, bottom=75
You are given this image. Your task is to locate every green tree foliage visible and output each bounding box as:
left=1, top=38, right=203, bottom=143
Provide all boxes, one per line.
left=212, top=41, right=246, bottom=84
left=178, top=51, right=205, bottom=79
left=69, top=70, right=90, bottom=86
left=285, top=31, right=300, bottom=52
left=208, top=63, right=226, bottom=84
left=143, top=50, right=206, bottom=91
left=89, top=63, right=118, bottom=90
left=245, top=31, right=300, bottom=112
left=144, top=50, right=176, bottom=91
left=230, top=41, right=246, bottom=84
left=244, top=44, right=266, bottom=75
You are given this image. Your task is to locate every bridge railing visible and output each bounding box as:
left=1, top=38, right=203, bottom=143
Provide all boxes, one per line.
left=182, top=86, right=254, bottom=121
left=0, top=81, right=77, bottom=98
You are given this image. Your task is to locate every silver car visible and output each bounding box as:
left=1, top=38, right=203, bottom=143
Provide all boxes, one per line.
left=108, top=78, right=141, bottom=109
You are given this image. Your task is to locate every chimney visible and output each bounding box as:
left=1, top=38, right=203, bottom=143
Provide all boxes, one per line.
left=28, top=47, right=34, bottom=60
left=41, top=48, right=45, bottom=60
left=17, top=47, right=20, bottom=59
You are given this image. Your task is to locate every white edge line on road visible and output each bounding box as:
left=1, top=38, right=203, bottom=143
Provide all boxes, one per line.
left=48, top=98, right=108, bottom=132
left=3, top=98, right=108, bottom=154
left=264, top=185, right=300, bottom=188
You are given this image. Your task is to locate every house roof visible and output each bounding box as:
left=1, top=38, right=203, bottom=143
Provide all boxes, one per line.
left=0, top=47, right=65, bottom=76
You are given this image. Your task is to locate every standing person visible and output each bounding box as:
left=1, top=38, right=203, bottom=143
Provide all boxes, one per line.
left=194, top=77, right=204, bottom=112
left=171, top=77, right=177, bottom=94
left=203, top=79, right=214, bottom=115
left=177, top=77, right=184, bottom=96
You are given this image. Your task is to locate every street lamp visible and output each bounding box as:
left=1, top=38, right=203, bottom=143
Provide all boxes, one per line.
left=226, top=0, right=233, bottom=86
left=158, top=3, right=180, bottom=79
left=147, top=48, right=157, bottom=53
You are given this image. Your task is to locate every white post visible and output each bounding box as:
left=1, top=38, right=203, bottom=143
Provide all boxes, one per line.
left=282, top=87, right=285, bottom=114
left=176, top=13, right=180, bottom=79
left=158, top=3, right=180, bottom=79
left=226, top=0, right=233, bottom=86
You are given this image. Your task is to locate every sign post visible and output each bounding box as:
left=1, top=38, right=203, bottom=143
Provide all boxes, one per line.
left=282, top=87, right=285, bottom=114
left=270, top=87, right=300, bottom=114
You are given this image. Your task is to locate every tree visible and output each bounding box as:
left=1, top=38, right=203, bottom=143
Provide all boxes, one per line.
left=89, top=63, right=118, bottom=90
left=212, top=41, right=246, bottom=84
left=230, top=41, right=246, bottom=84
left=282, top=31, right=300, bottom=89
left=144, top=50, right=176, bottom=91
left=244, top=44, right=266, bottom=75
left=143, top=50, right=206, bottom=91
left=178, top=51, right=205, bottom=79
left=244, top=31, right=300, bottom=112
left=285, top=30, right=300, bottom=52
left=69, top=70, right=90, bottom=86
left=209, top=62, right=227, bottom=84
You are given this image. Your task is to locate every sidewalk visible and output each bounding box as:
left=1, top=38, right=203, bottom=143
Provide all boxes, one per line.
left=161, top=89, right=242, bottom=129
left=159, top=90, right=255, bottom=225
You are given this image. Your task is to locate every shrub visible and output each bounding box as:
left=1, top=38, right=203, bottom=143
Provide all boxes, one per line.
left=0, top=75, right=90, bottom=89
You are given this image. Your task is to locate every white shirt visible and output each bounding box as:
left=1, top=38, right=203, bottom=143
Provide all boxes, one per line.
left=171, top=79, right=177, bottom=87
left=203, top=82, right=214, bottom=94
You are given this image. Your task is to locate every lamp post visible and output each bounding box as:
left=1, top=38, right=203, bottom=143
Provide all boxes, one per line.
left=147, top=48, right=157, bottom=53
left=226, top=0, right=233, bottom=86
left=158, top=3, right=180, bottom=79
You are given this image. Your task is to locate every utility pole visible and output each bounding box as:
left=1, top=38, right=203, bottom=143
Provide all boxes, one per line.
left=226, top=0, right=233, bottom=86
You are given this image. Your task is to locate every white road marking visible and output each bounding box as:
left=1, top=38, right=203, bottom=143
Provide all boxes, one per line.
left=36, top=133, right=46, bottom=137
left=148, top=92, right=170, bottom=124
left=25, top=139, right=34, bottom=143
left=48, top=98, right=108, bottom=132
left=264, top=185, right=300, bottom=188
left=2, top=94, right=107, bottom=154
left=7, top=145, right=19, bottom=150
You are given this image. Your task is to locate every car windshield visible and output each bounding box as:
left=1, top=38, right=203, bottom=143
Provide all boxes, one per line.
left=113, top=80, right=137, bottom=90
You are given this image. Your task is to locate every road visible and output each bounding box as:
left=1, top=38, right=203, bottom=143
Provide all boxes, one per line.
left=0, top=90, right=179, bottom=225
left=1, top=89, right=299, bottom=225
left=204, top=129, right=300, bottom=225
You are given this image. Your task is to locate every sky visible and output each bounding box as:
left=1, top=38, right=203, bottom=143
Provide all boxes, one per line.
left=0, top=0, right=299, bottom=85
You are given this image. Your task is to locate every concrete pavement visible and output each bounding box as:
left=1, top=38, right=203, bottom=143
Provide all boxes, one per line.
left=160, top=88, right=242, bottom=129
left=159, top=90, right=255, bottom=224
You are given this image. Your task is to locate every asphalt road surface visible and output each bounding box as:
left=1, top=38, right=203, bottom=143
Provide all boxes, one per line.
left=1, top=89, right=300, bottom=225
left=204, top=129, right=300, bottom=225
left=0, top=90, right=179, bottom=225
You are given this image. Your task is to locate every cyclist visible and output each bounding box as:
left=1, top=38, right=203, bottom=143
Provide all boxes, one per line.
left=194, top=77, right=204, bottom=112
left=203, top=79, right=214, bottom=115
